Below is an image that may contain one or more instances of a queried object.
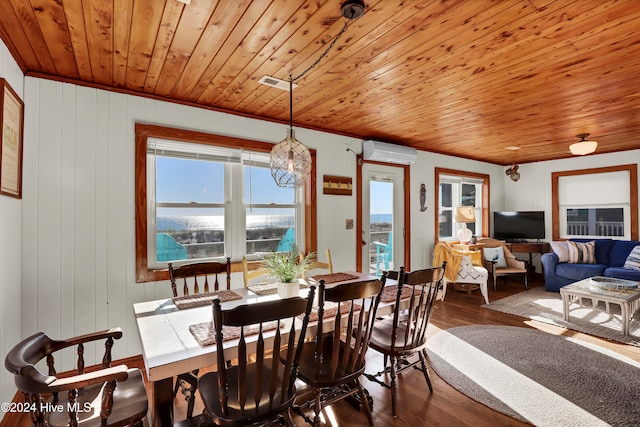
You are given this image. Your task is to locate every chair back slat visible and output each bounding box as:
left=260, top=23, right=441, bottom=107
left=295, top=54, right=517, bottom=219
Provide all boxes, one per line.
left=169, top=258, right=232, bottom=297
left=391, top=266, right=444, bottom=351
left=204, top=287, right=315, bottom=425
left=316, top=278, right=383, bottom=382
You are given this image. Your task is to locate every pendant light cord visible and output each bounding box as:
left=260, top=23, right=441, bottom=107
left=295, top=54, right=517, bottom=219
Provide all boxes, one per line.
left=290, top=15, right=355, bottom=84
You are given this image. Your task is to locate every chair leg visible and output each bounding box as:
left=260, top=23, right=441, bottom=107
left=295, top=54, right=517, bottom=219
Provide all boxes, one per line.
left=419, top=349, right=433, bottom=393
left=313, top=387, right=322, bottom=427
left=524, top=272, right=528, bottom=290
left=389, top=356, right=398, bottom=418
left=493, top=274, right=498, bottom=291
left=355, top=379, right=374, bottom=427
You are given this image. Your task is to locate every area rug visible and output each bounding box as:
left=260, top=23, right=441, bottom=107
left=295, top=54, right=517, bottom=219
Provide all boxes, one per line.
left=426, top=325, right=640, bottom=426
left=483, top=287, right=640, bottom=347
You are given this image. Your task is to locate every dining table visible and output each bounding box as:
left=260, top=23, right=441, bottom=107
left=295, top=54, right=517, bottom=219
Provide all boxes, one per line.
left=134, top=271, right=399, bottom=427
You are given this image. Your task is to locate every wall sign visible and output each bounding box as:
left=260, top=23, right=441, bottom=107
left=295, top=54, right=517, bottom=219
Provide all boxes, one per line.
left=0, top=78, right=24, bottom=198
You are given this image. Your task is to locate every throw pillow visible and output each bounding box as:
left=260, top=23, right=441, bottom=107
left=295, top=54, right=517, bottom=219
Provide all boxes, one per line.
left=623, top=245, right=640, bottom=271
left=484, top=246, right=507, bottom=267
left=567, top=240, right=596, bottom=264
left=549, top=241, right=570, bottom=263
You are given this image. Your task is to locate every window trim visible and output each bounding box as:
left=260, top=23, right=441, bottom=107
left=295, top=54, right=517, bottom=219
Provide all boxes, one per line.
left=551, top=164, right=638, bottom=241
left=434, top=168, right=490, bottom=241
left=135, top=123, right=317, bottom=283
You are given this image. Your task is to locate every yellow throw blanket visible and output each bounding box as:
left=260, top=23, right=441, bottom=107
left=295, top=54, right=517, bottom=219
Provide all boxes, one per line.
left=433, top=242, right=482, bottom=282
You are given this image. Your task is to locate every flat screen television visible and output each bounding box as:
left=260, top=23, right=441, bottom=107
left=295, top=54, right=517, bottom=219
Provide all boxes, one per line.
left=493, top=211, right=545, bottom=241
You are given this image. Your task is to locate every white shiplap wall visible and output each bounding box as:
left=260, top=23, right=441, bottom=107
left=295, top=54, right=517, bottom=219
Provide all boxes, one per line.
left=19, top=77, right=505, bottom=379
left=0, top=40, right=23, bottom=409
left=19, top=78, right=367, bottom=371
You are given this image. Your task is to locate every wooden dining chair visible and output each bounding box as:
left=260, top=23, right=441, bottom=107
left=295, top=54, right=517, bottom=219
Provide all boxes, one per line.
left=294, top=276, right=385, bottom=426
left=365, top=264, right=445, bottom=417
left=197, top=288, right=316, bottom=426
left=300, top=249, right=333, bottom=278
left=241, top=256, right=271, bottom=287
left=168, top=257, right=231, bottom=419
left=4, top=327, right=148, bottom=427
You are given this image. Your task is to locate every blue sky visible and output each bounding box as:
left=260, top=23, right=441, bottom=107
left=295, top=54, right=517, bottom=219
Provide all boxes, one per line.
left=157, top=156, right=392, bottom=214
left=156, top=157, right=293, bottom=204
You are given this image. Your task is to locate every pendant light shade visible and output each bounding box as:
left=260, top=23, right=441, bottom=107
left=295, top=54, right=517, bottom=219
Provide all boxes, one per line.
left=270, top=127, right=312, bottom=188
left=270, top=77, right=312, bottom=188
left=569, top=133, right=598, bottom=155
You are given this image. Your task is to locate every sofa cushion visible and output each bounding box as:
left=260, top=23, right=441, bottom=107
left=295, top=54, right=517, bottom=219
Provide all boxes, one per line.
left=570, top=238, right=614, bottom=264
left=568, top=241, right=596, bottom=264
left=555, top=263, right=606, bottom=281
left=608, top=241, right=640, bottom=267
left=623, top=245, right=640, bottom=271
left=604, top=267, right=640, bottom=282
left=549, top=241, right=570, bottom=262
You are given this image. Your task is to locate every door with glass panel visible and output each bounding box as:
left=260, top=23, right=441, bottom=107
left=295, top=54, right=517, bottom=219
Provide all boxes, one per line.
left=361, top=164, right=405, bottom=276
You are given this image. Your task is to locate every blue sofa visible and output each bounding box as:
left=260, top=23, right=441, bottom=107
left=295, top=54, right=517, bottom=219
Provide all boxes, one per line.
left=541, top=238, right=640, bottom=292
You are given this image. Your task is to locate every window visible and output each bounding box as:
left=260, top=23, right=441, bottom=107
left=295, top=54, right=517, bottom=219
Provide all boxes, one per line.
left=552, top=165, right=638, bottom=240
left=135, top=124, right=316, bottom=283
left=435, top=168, right=489, bottom=241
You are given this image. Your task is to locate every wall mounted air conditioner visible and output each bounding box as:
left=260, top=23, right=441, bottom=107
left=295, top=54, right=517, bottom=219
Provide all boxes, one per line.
left=362, top=140, right=417, bottom=165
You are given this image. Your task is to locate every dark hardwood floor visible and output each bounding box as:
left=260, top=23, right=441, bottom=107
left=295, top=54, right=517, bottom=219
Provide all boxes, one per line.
left=5, top=275, right=640, bottom=426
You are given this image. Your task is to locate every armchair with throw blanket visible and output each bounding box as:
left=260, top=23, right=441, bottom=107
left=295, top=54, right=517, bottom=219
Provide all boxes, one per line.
left=433, top=242, right=489, bottom=304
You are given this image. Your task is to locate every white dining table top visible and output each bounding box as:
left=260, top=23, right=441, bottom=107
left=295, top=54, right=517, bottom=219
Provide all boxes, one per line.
left=134, top=272, right=383, bottom=382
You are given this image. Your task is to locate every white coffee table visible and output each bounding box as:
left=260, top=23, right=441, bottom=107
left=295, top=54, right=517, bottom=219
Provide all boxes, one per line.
left=560, top=277, right=640, bottom=336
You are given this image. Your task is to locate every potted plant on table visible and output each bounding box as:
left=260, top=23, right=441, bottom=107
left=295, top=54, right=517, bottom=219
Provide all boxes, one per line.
left=261, top=245, right=315, bottom=298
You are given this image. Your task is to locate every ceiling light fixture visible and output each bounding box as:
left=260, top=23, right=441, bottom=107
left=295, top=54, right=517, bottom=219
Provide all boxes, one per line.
left=569, top=133, right=598, bottom=155
left=270, top=0, right=365, bottom=187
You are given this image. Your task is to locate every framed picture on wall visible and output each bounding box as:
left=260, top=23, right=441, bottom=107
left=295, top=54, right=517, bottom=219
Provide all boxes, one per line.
left=0, top=78, right=24, bottom=198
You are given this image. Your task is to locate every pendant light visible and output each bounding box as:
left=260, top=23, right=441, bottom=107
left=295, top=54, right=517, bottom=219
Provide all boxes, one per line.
left=270, top=0, right=365, bottom=187
left=569, top=133, right=598, bottom=155
left=270, top=77, right=312, bottom=188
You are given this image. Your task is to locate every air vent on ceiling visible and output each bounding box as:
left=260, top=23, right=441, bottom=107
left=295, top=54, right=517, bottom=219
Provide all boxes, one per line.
left=258, top=75, right=298, bottom=91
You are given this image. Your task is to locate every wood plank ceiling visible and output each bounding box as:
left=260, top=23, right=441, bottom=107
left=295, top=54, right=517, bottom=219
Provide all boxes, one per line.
left=1, top=0, right=639, bottom=166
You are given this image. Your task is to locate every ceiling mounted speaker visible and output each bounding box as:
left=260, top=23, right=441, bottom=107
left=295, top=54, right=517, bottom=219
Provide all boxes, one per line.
left=506, top=164, right=520, bottom=182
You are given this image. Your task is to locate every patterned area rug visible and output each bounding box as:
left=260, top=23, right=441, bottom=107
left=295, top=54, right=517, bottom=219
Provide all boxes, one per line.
left=426, top=325, right=640, bottom=426
left=482, top=287, right=640, bottom=347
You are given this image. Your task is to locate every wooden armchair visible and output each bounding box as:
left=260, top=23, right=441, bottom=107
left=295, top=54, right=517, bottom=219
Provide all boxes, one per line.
left=366, top=265, right=445, bottom=417
left=4, top=327, right=148, bottom=427
left=197, top=289, right=316, bottom=426
left=168, top=257, right=231, bottom=419
left=477, top=237, right=528, bottom=291
left=294, top=277, right=384, bottom=426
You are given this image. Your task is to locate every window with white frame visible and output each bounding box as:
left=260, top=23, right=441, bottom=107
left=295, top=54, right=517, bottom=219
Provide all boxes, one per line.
left=437, top=173, right=484, bottom=241
left=147, top=138, right=304, bottom=267
left=558, top=170, right=630, bottom=239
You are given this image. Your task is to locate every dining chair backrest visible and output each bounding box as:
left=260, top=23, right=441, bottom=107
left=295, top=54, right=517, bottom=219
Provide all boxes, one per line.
left=197, top=288, right=316, bottom=426
left=241, top=256, right=271, bottom=287
left=4, top=328, right=148, bottom=427
left=388, top=265, right=445, bottom=352
left=300, top=249, right=333, bottom=278
left=316, top=278, right=384, bottom=378
left=169, top=258, right=231, bottom=297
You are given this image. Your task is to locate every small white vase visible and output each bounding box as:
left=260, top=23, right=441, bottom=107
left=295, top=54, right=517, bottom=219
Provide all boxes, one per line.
left=277, top=282, right=299, bottom=298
